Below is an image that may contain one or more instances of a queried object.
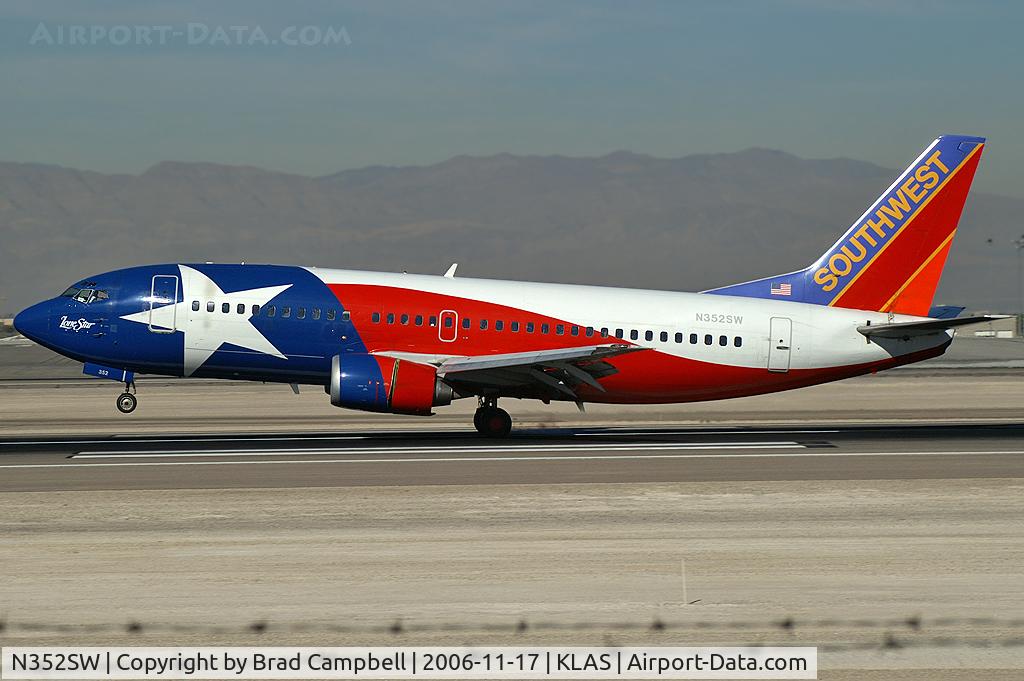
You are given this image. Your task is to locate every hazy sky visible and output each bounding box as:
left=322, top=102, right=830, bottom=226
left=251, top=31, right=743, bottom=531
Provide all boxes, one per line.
left=1, top=0, right=1021, bottom=197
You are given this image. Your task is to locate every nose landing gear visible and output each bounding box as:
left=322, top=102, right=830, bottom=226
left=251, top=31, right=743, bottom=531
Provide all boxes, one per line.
left=474, top=397, right=512, bottom=437
left=116, top=380, right=137, bottom=414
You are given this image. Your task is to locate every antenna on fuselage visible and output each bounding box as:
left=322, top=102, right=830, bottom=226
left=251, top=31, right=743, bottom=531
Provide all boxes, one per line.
left=444, top=263, right=458, bottom=278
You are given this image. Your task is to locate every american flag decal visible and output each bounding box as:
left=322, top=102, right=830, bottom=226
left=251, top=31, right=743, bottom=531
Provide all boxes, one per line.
left=770, top=282, right=792, bottom=296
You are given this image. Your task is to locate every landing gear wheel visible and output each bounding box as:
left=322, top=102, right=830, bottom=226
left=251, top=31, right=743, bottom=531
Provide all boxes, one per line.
left=474, top=406, right=512, bottom=438
left=116, top=392, right=137, bottom=414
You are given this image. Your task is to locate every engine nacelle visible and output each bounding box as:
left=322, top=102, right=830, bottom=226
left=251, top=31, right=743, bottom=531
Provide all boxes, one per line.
left=329, top=354, right=453, bottom=415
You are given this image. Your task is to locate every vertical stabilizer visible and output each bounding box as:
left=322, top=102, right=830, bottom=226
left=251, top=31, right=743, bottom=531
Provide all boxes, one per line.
left=706, top=135, right=985, bottom=315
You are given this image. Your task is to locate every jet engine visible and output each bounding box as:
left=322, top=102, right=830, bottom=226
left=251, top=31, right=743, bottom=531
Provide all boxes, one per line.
left=329, top=354, right=453, bottom=415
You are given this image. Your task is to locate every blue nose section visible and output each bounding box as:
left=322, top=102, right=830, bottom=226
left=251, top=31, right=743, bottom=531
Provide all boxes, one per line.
left=13, top=300, right=51, bottom=343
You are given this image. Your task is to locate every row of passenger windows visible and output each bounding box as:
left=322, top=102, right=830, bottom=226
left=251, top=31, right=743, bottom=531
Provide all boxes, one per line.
left=188, top=300, right=743, bottom=348
left=190, top=300, right=351, bottom=322
left=369, top=312, right=743, bottom=347
left=373, top=312, right=441, bottom=327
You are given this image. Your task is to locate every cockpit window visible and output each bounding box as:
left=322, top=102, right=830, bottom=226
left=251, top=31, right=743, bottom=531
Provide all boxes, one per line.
left=66, top=288, right=108, bottom=304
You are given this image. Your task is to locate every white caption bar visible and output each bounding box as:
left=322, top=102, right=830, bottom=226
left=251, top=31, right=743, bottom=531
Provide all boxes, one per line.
left=2, top=647, right=816, bottom=679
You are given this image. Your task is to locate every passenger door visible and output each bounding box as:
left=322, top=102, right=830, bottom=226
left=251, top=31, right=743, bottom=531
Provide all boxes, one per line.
left=148, top=275, right=179, bottom=333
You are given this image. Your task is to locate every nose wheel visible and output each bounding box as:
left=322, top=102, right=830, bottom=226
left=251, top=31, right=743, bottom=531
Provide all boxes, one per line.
left=116, top=380, right=137, bottom=414
left=474, top=398, right=512, bottom=438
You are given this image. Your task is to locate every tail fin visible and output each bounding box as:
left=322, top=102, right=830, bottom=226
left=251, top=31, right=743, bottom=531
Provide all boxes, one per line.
left=706, top=135, right=985, bottom=315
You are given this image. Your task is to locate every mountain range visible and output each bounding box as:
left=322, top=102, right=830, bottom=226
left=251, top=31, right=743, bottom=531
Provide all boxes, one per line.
left=1, top=148, right=1020, bottom=315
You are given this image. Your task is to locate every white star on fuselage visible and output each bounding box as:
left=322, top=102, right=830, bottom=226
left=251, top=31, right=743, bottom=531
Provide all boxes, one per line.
left=120, top=265, right=292, bottom=376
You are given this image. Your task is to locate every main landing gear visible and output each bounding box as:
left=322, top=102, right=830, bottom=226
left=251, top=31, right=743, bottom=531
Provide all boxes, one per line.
left=474, top=397, right=512, bottom=438
left=116, top=380, right=137, bottom=414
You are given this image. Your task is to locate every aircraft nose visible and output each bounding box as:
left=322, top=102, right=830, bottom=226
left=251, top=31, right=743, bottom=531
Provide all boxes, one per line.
left=13, top=300, right=51, bottom=343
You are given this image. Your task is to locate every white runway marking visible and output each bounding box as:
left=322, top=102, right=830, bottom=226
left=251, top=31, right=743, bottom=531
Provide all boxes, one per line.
left=574, top=429, right=840, bottom=436
left=0, top=429, right=839, bottom=448
left=0, top=435, right=370, bottom=447
left=0, top=335, right=33, bottom=346
left=72, top=441, right=804, bottom=459
left=2, top=449, right=1023, bottom=469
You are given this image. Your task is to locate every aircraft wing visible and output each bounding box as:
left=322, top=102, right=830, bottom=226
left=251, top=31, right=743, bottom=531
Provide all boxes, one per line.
left=437, top=344, right=645, bottom=401
left=857, top=315, right=1011, bottom=339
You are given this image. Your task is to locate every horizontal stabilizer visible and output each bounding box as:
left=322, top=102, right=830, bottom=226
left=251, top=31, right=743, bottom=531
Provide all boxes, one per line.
left=857, top=315, right=1010, bottom=339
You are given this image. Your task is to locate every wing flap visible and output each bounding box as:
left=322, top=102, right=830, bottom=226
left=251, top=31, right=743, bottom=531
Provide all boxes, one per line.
left=438, top=344, right=644, bottom=399
left=438, top=344, right=641, bottom=374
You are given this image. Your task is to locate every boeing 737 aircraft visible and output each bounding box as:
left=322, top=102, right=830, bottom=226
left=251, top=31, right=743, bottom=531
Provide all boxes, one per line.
left=14, top=135, right=997, bottom=436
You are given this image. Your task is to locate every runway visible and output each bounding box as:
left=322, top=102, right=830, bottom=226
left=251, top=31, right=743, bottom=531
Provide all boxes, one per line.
left=3, top=362, right=1024, bottom=673
left=3, top=423, right=1024, bottom=492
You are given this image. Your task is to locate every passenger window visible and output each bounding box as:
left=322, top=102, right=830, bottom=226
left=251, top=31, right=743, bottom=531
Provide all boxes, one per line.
left=267, top=306, right=276, bottom=318
left=630, top=329, right=639, bottom=341
left=386, top=313, right=395, bottom=324
left=572, top=326, right=580, bottom=337
left=312, top=308, right=321, bottom=320
left=237, top=303, right=245, bottom=314
left=511, top=321, right=520, bottom=332
left=252, top=304, right=261, bottom=316
left=338, top=311, right=348, bottom=322
left=526, top=322, right=535, bottom=333
left=675, top=332, right=683, bottom=343
left=660, top=331, right=668, bottom=342
left=192, top=301, right=200, bottom=312
left=400, top=314, right=409, bottom=325
left=297, top=307, right=306, bottom=320
left=690, top=333, right=698, bottom=344
left=415, top=315, right=423, bottom=326
left=495, top=320, right=504, bottom=331
left=480, top=319, right=488, bottom=330
left=734, top=336, right=743, bottom=347
left=615, top=329, right=624, bottom=339
left=326, top=310, right=335, bottom=321
left=585, top=327, right=594, bottom=337
left=444, top=316, right=453, bottom=328
left=282, top=307, right=291, bottom=318
left=541, top=323, right=550, bottom=334
left=704, top=334, right=713, bottom=345
left=644, top=330, right=653, bottom=341
left=371, top=312, right=381, bottom=323
left=462, top=318, right=471, bottom=329
left=429, top=315, right=437, bottom=327
left=222, top=302, right=230, bottom=313
left=556, top=324, right=564, bottom=335
left=207, top=301, right=214, bottom=312
left=601, top=328, right=609, bottom=338
left=719, top=335, right=727, bottom=346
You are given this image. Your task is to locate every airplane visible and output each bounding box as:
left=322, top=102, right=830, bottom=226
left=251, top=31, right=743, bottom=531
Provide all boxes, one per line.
left=13, top=134, right=1000, bottom=437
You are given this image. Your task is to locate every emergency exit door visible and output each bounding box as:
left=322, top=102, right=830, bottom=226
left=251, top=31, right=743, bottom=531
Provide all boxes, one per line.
left=768, top=317, right=792, bottom=373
